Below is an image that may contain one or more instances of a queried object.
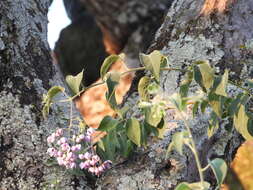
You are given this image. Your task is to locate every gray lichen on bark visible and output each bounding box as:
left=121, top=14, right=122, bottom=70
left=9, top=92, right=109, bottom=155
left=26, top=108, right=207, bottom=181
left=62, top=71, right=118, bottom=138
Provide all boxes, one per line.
left=0, top=0, right=89, bottom=189
left=97, top=0, right=252, bottom=189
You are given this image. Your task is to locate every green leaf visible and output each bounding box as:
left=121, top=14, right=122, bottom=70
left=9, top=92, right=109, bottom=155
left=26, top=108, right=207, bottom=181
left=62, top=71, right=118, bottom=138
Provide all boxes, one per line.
left=171, top=131, right=187, bottom=155
left=126, top=118, right=141, bottom=147
left=175, top=183, right=191, bottom=190
left=144, top=104, right=165, bottom=127
left=100, top=54, right=120, bottom=80
left=118, top=134, right=134, bottom=158
left=180, top=71, right=193, bottom=97
left=208, top=112, right=219, bottom=138
left=247, top=119, right=253, bottom=137
left=98, top=129, right=118, bottom=161
left=116, top=106, right=130, bottom=119
left=208, top=93, right=222, bottom=117
left=105, top=72, right=120, bottom=109
left=227, top=93, right=244, bottom=116
left=42, top=86, right=65, bottom=118
left=169, top=93, right=187, bottom=112
left=98, top=116, right=119, bottom=132
left=66, top=70, right=84, bottom=95
left=188, top=182, right=210, bottom=190
left=147, top=82, right=160, bottom=95
left=193, top=65, right=206, bottom=92
left=161, top=56, right=168, bottom=68
left=139, top=50, right=165, bottom=82
left=200, top=100, right=208, bottom=113
left=192, top=101, right=199, bottom=117
left=166, top=142, right=174, bottom=159
left=138, top=76, right=151, bottom=101
left=215, top=69, right=229, bottom=97
left=246, top=79, right=253, bottom=88
left=46, top=86, right=65, bottom=101
left=175, top=182, right=210, bottom=190
left=233, top=104, right=253, bottom=140
left=210, top=158, right=227, bottom=189
left=198, top=61, right=214, bottom=91
left=157, top=118, right=166, bottom=139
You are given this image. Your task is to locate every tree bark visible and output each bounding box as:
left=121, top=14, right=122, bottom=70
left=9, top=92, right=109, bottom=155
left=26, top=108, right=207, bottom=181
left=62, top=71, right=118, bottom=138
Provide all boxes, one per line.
left=95, top=0, right=253, bottom=189
left=1, top=0, right=252, bottom=189
left=0, top=0, right=90, bottom=189
left=80, top=0, right=171, bottom=54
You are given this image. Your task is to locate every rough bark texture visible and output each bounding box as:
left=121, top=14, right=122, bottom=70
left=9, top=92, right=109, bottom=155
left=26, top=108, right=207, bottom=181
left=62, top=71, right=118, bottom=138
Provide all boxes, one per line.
left=1, top=0, right=252, bottom=189
left=96, top=0, right=252, bottom=189
left=80, top=0, right=172, bottom=54
left=0, top=0, right=90, bottom=189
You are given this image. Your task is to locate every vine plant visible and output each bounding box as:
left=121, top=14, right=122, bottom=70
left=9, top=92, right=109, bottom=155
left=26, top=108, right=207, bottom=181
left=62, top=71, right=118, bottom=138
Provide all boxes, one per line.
left=42, top=50, right=253, bottom=189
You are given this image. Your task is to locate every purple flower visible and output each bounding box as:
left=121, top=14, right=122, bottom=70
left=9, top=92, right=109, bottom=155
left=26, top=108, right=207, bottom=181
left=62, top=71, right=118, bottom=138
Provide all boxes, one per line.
left=88, top=167, right=95, bottom=173
left=79, top=161, right=90, bottom=169
left=57, top=157, right=64, bottom=165
left=57, top=151, right=64, bottom=157
left=61, top=143, right=70, bottom=151
left=83, top=152, right=92, bottom=160
left=69, top=162, right=76, bottom=169
left=47, top=133, right=56, bottom=144
left=102, top=160, right=112, bottom=169
left=59, top=137, right=67, bottom=144
left=98, top=166, right=104, bottom=173
left=86, top=128, right=95, bottom=136
left=98, top=165, right=104, bottom=172
left=66, top=152, right=76, bottom=161
left=94, top=167, right=100, bottom=176
left=84, top=136, right=91, bottom=142
left=47, top=147, right=57, bottom=157
left=76, top=134, right=85, bottom=143
left=92, top=155, right=100, bottom=162
left=89, top=159, right=97, bottom=166
left=71, top=144, right=81, bottom=152
left=79, top=154, right=85, bottom=160
left=55, top=128, right=63, bottom=137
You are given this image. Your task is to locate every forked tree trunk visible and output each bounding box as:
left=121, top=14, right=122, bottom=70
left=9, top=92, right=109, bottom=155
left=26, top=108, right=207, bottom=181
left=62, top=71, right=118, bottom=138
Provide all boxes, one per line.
left=0, top=0, right=252, bottom=189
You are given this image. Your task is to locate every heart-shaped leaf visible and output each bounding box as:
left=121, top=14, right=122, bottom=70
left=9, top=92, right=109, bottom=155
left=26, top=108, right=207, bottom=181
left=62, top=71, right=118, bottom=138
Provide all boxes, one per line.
left=98, top=116, right=119, bottom=132
left=105, top=72, right=120, bottom=109
left=210, top=158, right=227, bottom=189
left=126, top=118, right=141, bottom=147
left=197, top=61, right=214, bottom=91
left=42, top=86, right=65, bottom=118
left=215, top=69, right=228, bottom=97
left=233, top=104, right=253, bottom=140
left=100, top=55, right=120, bottom=80
left=66, top=70, right=83, bottom=95
left=139, top=50, right=165, bottom=82
left=138, top=76, right=151, bottom=101
left=180, top=71, right=193, bottom=97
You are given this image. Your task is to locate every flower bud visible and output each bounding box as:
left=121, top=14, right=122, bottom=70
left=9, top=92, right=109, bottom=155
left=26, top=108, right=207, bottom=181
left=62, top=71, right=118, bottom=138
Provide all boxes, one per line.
left=55, top=128, right=63, bottom=137
left=47, top=147, right=57, bottom=157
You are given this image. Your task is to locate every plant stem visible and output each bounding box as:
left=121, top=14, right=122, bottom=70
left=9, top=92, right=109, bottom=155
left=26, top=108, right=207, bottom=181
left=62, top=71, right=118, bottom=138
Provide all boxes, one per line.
left=179, top=111, right=205, bottom=186
left=121, top=66, right=146, bottom=76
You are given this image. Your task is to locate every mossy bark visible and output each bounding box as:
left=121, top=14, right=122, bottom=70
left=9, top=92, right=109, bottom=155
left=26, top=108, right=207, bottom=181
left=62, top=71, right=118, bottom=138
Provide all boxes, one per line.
left=0, top=0, right=89, bottom=189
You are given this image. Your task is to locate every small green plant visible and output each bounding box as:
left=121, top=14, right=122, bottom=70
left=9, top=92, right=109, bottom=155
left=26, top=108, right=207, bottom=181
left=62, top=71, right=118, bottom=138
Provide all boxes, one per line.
left=42, top=50, right=253, bottom=189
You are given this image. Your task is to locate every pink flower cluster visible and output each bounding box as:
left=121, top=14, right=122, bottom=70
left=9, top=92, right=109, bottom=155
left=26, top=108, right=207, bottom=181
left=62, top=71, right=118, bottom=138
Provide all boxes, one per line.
left=47, top=128, right=112, bottom=176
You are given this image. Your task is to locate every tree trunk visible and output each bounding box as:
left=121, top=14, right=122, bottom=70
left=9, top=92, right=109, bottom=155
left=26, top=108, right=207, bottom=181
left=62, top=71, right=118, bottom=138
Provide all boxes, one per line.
left=0, top=0, right=90, bottom=189
left=80, top=0, right=171, bottom=54
left=96, top=0, right=253, bottom=189
left=1, top=0, right=252, bottom=189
